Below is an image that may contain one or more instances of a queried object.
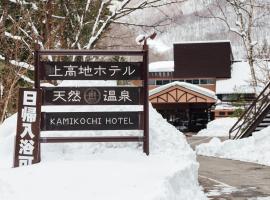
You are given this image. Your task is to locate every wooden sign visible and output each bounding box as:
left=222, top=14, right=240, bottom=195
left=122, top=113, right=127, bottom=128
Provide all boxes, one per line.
left=40, top=61, right=143, bottom=80
left=31, top=49, right=149, bottom=158
left=42, top=87, right=141, bottom=105
left=14, top=88, right=42, bottom=167
left=41, top=112, right=141, bottom=131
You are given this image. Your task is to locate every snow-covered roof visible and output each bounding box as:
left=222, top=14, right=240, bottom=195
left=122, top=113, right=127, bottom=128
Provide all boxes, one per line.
left=149, top=61, right=174, bottom=72
left=214, top=103, right=237, bottom=110
left=216, top=61, right=262, bottom=94
left=174, top=40, right=231, bottom=44
left=149, top=81, right=217, bottom=100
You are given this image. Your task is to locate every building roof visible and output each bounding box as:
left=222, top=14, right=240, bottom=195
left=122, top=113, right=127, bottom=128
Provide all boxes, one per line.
left=173, top=41, right=233, bottom=78
left=150, top=81, right=217, bottom=100
left=149, top=61, right=174, bottom=72
left=174, top=40, right=232, bottom=45
left=216, top=61, right=268, bottom=94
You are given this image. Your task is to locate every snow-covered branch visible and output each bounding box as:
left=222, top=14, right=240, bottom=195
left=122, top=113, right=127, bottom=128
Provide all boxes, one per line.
left=18, top=74, right=34, bottom=84
left=4, top=32, right=31, bottom=49
left=51, top=15, right=65, bottom=19
left=0, top=55, right=34, bottom=70
left=8, top=15, right=33, bottom=41
left=91, top=1, right=105, bottom=37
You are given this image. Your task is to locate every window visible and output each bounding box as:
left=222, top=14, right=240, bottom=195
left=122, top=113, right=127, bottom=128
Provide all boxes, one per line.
left=228, top=112, right=234, bottom=116
left=167, top=72, right=173, bottom=77
left=163, top=80, right=170, bottom=84
left=192, top=79, right=199, bottom=84
left=219, top=112, right=225, bottom=116
left=148, top=79, right=155, bottom=85
left=185, top=80, right=192, bottom=83
left=178, top=80, right=184, bottom=82
left=155, top=80, right=171, bottom=85
left=200, top=79, right=208, bottom=84
left=206, top=79, right=215, bottom=84
left=156, top=80, right=163, bottom=85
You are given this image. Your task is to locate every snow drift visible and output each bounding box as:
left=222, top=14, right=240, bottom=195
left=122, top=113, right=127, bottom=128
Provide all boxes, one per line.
left=196, top=126, right=270, bottom=166
left=196, top=117, right=238, bottom=137
left=0, top=88, right=206, bottom=200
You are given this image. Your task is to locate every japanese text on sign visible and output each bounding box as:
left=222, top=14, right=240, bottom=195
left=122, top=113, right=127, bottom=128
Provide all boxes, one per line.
left=19, top=91, right=37, bottom=166
left=42, top=87, right=140, bottom=105
left=41, top=62, right=142, bottom=80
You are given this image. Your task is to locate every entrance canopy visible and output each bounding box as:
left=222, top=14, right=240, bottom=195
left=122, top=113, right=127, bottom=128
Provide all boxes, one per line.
left=149, top=81, right=217, bottom=104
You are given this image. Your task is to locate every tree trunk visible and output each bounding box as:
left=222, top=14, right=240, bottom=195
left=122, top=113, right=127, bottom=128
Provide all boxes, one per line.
left=0, top=77, right=18, bottom=124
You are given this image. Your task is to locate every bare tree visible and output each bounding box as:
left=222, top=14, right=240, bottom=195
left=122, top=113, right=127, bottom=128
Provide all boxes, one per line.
left=198, top=0, right=270, bottom=93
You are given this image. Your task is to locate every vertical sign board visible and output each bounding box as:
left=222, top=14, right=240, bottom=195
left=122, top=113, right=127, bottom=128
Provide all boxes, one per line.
left=14, top=88, right=42, bottom=167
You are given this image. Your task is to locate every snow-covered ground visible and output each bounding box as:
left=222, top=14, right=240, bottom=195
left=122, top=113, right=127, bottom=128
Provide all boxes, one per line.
left=0, top=80, right=206, bottom=200
left=196, top=117, right=238, bottom=137
left=196, top=126, right=270, bottom=166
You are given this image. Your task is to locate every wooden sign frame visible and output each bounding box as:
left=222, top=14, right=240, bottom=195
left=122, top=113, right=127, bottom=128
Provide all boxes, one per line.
left=33, top=49, right=149, bottom=160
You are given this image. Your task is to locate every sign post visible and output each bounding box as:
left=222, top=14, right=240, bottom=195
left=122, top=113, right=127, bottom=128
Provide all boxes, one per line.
left=14, top=49, right=149, bottom=167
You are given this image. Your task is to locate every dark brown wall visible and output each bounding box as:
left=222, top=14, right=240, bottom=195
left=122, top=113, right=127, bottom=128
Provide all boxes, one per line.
left=173, top=42, right=232, bottom=78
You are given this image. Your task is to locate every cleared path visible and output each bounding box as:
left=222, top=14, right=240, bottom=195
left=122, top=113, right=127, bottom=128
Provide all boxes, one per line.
left=187, top=136, right=270, bottom=200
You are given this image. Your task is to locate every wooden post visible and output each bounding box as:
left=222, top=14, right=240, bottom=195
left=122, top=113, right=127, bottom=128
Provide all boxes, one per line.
left=34, top=43, right=41, bottom=162
left=34, top=44, right=40, bottom=89
left=143, top=42, right=149, bottom=155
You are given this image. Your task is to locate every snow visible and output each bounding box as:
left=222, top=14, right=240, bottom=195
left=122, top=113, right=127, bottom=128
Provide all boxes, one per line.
left=0, top=80, right=206, bottom=199
left=136, top=34, right=171, bottom=53
left=5, top=31, right=22, bottom=40
left=0, top=56, right=34, bottom=71
left=216, top=61, right=269, bottom=94
left=250, top=41, right=258, bottom=46
left=216, top=61, right=254, bottom=94
left=174, top=40, right=231, bottom=44
left=10, top=60, right=34, bottom=70
left=108, top=0, right=123, bottom=13
left=214, top=102, right=238, bottom=110
left=0, top=152, right=203, bottom=200
left=149, top=61, right=174, bottom=72
left=19, top=74, right=34, bottom=84
left=196, top=126, right=270, bottom=166
left=196, top=117, right=238, bottom=137
left=58, top=80, right=117, bottom=87
left=0, top=83, right=3, bottom=99
left=150, top=81, right=217, bottom=100
left=147, top=39, right=171, bottom=53
left=135, top=34, right=145, bottom=45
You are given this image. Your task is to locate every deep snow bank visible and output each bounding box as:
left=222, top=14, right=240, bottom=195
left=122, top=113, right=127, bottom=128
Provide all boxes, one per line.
left=196, top=126, right=270, bottom=166
left=0, top=99, right=206, bottom=200
left=196, top=117, right=238, bottom=137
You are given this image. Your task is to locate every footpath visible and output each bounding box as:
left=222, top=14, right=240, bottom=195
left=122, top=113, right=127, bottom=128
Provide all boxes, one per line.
left=187, top=136, right=270, bottom=200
